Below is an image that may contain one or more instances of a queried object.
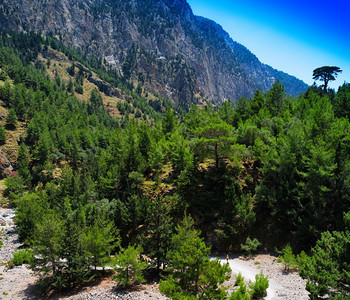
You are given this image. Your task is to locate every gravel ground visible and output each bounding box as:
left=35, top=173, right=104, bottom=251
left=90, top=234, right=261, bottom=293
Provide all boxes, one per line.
left=1, top=208, right=308, bottom=299
left=0, top=208, right=37, bottom=299
left=220, top=254, right=309, bottom=300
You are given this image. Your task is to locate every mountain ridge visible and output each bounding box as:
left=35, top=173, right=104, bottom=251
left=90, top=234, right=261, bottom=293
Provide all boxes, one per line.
left=0, top=0, right=308, bottom=107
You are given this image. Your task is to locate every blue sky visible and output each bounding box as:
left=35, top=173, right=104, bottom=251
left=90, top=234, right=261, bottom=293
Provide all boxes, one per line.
left=187, top=0, right=350, bottom=89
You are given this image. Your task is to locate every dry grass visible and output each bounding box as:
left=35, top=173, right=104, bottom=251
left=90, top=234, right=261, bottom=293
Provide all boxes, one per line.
left=0, top=108, right=26, bottom=164
left=38, top=47, right=127, bottom=119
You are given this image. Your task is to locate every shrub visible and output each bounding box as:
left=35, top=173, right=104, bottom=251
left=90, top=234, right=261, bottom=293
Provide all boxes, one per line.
left=0, top=125, right=6, bottom=145
left=11, top=248, right=33, bottom=266
left=230, top=283, right=250, bottom=300
left=279, top=244, right=297, bottom=271
left=296, top=251, right=309, bottom=269
left=241, top=237, right=261, bottom=258
left=113, top=245, right=147, bottom=288
left=235, top=272, right=245, bottom=287
left=5, top=108, right=17, bottom=129
left=75, top=85, right=84, bottom=94
left=249, top=272, right=269, bottom=299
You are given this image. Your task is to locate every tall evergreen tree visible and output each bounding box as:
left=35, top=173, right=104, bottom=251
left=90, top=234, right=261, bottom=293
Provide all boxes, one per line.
left=139, top=196, right=174, bottom=271
left=0, top=124, right=6, bottom=145
left=160, top=215, right=231, bottom=299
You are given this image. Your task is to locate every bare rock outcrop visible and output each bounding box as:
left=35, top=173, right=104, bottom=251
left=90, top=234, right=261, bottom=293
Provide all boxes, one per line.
left=0, top=151, right=13, bottom=178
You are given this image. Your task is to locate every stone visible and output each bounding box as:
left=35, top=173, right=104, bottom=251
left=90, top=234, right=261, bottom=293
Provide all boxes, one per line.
left=0, top=151, right=12, bottom=179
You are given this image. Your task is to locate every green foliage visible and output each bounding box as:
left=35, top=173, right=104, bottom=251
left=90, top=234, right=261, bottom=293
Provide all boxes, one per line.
left=333, top=83, right=350, bottom=119
left=10, top=248, right=33, bottom=266
left=30, top=211, right=65, bottom=280
left=0, top=229, right=4, bottom=249
left=299, top=214, right=350, bottom=299
left=229, top=283, right=250, bottom=300
left=89, top=88, right=103, bottom=108
left=295, top=251, right=309, bottom=270
left=162, top=108, right=178, bottom=135
left=17, top=143, right=32, bottom=186
left=83, top=216, right=118, bottom=271
left=5, top=108, right=17, bottom=128
left=279, top=244, right=297, bottom=271
left=0, top=124, right=6, bottom=145
left=1, top=31, right=349, bottom=295
left=195, top=116, right=235, bottom=168
left=241, top=238, right=261, bottom=258
left=113, top=245, right=147, bottom=287
left=248, top=272, right=269, bottom=299
left=234, top=272, right=244, bottom=287
left=138, top=196, right=174, bottom=271
left=160, top=215, right=231, bottom=299
left=14, top=193, right=46, bottom=244
left=3, top=175, right=25, bottom=202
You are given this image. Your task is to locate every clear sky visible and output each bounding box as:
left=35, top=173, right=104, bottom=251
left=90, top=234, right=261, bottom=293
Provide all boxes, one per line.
left=187, top=0, right=350, bottom=89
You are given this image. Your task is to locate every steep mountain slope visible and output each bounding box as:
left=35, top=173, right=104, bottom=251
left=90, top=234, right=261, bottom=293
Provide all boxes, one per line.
left=0, top=0, right=308, bottom=107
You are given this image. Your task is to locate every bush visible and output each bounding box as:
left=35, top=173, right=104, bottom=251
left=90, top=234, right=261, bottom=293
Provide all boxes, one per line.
left=279, top=244, right=297, bottom=271
left=230, top=284, right=250, bottom=300
left=11, top=248, right=33, bottom=266
left=241, top=237, right=261, bottom=258
left=75, top=85, right=84, bottom=94
left=113, top=245, right=147, bottom=287
left=5, top=108, right=17, bottom=129
left=296, top=250, right=309, bottom=270
left=235, top=272, right=244, bottom=287
left=0, top=125, right=6, bottom=145
left=249, top=272, right=269, bottom=299
left=0, top=229, right=3, bottom=249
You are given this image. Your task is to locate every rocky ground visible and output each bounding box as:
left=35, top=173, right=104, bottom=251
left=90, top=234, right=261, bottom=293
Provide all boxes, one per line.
left=0, top=208, right=309, bottom=299
left=0, top=208, right=37, bottom=299
left=221, top=254, right=309, bottom=300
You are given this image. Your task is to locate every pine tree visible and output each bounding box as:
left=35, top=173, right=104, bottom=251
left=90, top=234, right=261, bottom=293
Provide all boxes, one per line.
left=0, top=124, right=6, bottom=145
left=30, top=211, right=65, bottom=282
left=160, top=215, right=231, bottom=299
left=17, top=143, right=31, bottom=186
left=83, top=216, right=118, bottom=271
left=113, top=245, right=147, bottom=287
left=139, top=196, right=174, bottom=271
left=299, top=212, right=350, bottom=299
left=5, top=108, right=17, bottom=129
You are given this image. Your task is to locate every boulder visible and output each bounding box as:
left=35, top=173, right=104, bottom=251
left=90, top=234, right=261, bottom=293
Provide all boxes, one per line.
left=0, top=151, right=13, bottom=178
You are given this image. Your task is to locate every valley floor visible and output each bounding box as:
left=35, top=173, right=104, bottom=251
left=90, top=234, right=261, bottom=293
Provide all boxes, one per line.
left=0, top=208, right=308, bottom=299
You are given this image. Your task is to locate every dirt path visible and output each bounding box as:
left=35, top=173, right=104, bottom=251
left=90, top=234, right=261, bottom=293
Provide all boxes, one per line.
left=218, top=254, right=309, bottom=300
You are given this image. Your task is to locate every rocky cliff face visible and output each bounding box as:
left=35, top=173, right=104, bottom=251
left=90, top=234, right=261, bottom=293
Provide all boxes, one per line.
left=0, top=0, right=308, bottom=107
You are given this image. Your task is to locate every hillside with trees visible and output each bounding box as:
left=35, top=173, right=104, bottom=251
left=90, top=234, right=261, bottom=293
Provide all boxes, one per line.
left=0, top=31, right=349, bottom=299
left=0, top=0, right=308, bottom=109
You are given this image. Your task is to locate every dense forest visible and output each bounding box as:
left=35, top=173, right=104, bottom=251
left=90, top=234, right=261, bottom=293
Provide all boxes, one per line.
left=0, top=32, right=349, bottom=299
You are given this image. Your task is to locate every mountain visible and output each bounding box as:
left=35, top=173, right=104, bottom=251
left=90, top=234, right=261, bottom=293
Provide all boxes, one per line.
left=0, top=0, right=308, bottom=108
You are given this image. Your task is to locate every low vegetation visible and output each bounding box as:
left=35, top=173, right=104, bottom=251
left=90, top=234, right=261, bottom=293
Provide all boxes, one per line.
left=230, top=272, right=269, bottom=300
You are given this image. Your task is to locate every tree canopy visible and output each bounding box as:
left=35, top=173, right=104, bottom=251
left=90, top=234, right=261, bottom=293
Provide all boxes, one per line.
left=313, top=66, right=342, bottom=92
